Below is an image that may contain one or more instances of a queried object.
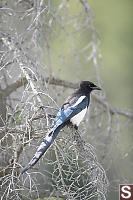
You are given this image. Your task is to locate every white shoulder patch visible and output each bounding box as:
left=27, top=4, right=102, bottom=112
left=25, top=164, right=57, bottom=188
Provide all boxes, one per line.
left=72, top=95, right=86, bottom=107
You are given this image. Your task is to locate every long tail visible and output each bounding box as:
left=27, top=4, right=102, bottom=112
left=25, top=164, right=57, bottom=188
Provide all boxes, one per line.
left=21, top=125, right=63, bottom=174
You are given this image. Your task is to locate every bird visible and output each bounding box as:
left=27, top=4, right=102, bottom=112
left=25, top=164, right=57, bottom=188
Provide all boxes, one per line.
left=21, top=81, right=101, bottom=174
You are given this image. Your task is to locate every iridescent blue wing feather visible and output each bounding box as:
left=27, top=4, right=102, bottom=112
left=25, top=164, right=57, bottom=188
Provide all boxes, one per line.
left=21, top=96, right=88, bottom=174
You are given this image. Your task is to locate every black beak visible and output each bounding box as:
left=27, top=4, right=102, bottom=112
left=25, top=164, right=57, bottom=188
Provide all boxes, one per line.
left=92, top=85, right=102, bottom=90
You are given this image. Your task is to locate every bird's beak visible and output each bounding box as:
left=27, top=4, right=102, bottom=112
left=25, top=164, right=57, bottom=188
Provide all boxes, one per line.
left=93, top=86, right=102, bottom=90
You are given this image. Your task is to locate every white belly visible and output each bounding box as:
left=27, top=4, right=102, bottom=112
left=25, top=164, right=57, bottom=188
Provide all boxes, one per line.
left=70, top=107, right=87, bottom=126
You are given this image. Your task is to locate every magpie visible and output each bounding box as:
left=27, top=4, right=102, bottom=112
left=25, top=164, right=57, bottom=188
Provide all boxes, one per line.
left=21, top=81, right=101, bottom=174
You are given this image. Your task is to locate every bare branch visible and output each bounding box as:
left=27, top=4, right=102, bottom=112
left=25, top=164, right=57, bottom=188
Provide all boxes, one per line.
left=3, top=75, right=132, bottom=120
left=3, top=77, right=27, bottom=98
left=45, top=77, right=133, bottom=119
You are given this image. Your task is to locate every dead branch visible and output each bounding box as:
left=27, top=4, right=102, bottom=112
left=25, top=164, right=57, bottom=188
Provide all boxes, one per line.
left=3, top=77, right=27, bottom=98
left=45, top=77, right=133, bottom=119
left=2, top=75, right=132, bottom=120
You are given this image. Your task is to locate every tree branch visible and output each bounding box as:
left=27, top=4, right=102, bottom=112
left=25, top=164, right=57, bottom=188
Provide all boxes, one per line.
left=45, top=77, right=133, bottom=119
left=2, top=76, right=133, bottom=119
left=3, top=77, right=27, bottom=98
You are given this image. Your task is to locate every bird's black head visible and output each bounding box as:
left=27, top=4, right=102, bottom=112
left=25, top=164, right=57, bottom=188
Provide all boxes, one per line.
left=80, top=81, right=101, bottom=94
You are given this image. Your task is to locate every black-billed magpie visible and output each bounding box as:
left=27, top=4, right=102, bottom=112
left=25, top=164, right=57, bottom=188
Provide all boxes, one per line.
left=21, top=81, right=101, bottom=174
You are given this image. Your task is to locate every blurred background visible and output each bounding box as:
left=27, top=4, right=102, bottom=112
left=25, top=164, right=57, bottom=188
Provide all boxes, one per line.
left=89, top=0, right=133, bottom=199
left=89, top=0, right=133, bottom=110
